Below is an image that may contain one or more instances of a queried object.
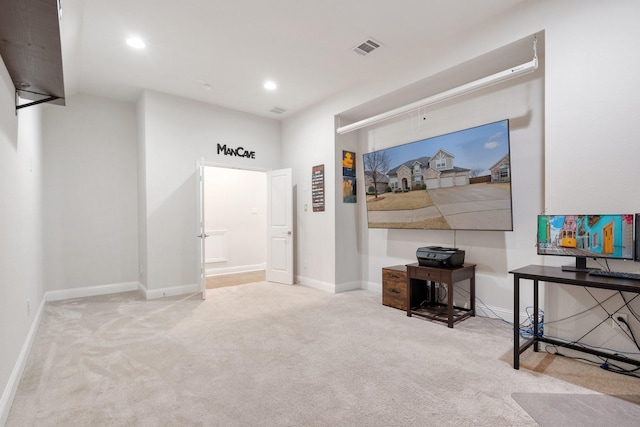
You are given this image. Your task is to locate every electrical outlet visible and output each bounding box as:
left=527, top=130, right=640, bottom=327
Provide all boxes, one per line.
left=612, top=314, right=629, bottom=333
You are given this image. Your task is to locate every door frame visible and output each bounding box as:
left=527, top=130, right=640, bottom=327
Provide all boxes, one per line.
left=197, top=160, right=273, bottom=297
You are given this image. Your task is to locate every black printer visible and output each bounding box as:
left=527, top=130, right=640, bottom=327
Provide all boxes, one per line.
left=416, top=246, right=465, bottom=268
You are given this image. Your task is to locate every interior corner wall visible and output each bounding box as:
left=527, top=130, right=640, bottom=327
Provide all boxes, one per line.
left=334, top=121, right=361, bottom=291
left=281, top=106, right=337, bottom=291
left=42, top=93, right=139, bottom=292
left=140, top=90, right=281, bottom=295
left=0, top=55, right=45, bottom=423
left=137, top=93, right=148, bottom=289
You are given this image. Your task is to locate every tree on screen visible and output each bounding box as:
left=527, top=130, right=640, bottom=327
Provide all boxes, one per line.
left=363, top=151, right=391, bottom=198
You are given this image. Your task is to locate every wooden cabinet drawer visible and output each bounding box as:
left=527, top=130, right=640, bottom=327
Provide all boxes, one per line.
left=409, top=266, right=442, bottom=282
left=382, top=266, right=407, bottom=311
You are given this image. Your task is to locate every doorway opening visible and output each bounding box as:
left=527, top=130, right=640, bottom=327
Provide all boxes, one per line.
left=203, top=165, right=267, bottom=290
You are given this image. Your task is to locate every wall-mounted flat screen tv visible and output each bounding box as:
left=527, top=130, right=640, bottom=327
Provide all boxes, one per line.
left=537, top=214, right=635, bottom=271
left=363, top=119, right=513, bottom=230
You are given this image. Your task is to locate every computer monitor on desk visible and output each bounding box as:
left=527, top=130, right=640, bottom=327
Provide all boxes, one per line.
left=536, top=214, right=635, bottom=272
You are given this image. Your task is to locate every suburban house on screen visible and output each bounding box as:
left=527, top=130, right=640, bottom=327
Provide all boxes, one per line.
left=365, top=149, right=511, bottom=193
left=489, top=154, right=511, bottom=183
left=364, top=171, right=390, bottom=194
left=388, top=149, right=470, bottom=191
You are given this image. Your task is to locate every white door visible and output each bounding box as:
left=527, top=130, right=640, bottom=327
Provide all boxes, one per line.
left=266, top=168, right=293, bottom=284
left=197, top=160, right=207, bottom=299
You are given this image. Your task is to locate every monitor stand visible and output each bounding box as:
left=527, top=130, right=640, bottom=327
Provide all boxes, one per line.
left=561, top=256, right=599, bottom=273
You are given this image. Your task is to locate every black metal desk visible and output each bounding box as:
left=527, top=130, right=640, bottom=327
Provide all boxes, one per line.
left=510, top=264, right=640, bottom=369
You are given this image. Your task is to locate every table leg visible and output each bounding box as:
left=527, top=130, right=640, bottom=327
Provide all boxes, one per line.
left=447, top=281, right=454, bottom=328
left=406, top=278, right=412, bottom=317
left=470, top=276, right=476, bottom=317
left=533, top=279, right=539, bottom=352
left=513, top=275, right=520, bottom=369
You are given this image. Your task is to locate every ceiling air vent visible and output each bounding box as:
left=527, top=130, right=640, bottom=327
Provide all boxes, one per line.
left=353, top=38, right=382, bottom=56
left=269, top=107, right=287, bottom=114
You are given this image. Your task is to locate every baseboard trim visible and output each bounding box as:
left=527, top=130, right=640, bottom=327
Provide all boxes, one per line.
left=0, top=296, right=46, bottom=426
left=335, top=281, right=363, bottom=293
left=474, top=303, right=527, bottom=324
left=143, top=283, right=200, bottom=300
left=45, top=281, right=140, bottom=302
left=362, top=281, right=382, bottom=293
left=206, top=263, right=265, bottom=277
left=295, top=275, right=336, bottom=293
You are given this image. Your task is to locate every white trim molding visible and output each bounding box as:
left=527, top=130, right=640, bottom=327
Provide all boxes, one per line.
left=362, top=281, right=382, bottom=293
left=142, top=283, right=200, bottom=300
left=0, top=296, right=46, bottom=426
left=205, top=229, right=228, bottom=263
left=335, top=281, right=363, bottom=293
left=206, top=263, right=266, bottom=277
left=295, top=275, right=336, bottom=293
left=45, top=281, right=140, bottom=302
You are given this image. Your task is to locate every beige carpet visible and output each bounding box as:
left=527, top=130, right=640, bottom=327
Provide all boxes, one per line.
left=6, top=282, right=639, bottom=426
left=511, top=392, right=640, bottom=427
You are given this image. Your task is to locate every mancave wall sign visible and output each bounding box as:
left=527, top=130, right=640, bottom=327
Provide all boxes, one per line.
left=217, top=143, right=256, bottom=159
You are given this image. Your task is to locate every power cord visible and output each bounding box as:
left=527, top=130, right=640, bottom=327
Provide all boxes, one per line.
left=544, top=343, right=640, bottom=378
left=450, top=284, right=640, bottom=375
left=518, top=306, right=544, bottom=339
left=617, top=316, right=640, bottom=351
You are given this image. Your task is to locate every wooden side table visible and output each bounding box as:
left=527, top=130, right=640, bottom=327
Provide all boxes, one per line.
left=406, top=263, right=476, bottom=328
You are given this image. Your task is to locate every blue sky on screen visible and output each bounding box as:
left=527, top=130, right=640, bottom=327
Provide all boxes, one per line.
left=548, top=215, right=565, bottom=235
left=380, top=120, right=509, bottom=174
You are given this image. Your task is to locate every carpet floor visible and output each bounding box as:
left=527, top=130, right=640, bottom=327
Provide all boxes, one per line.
left=6, top=282, right=639, bottom=426
left=512, top=392, right=640, bottom=427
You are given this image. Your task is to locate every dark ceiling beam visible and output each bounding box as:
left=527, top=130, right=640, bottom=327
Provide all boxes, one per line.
left=0, top=0, right=66, bottom=110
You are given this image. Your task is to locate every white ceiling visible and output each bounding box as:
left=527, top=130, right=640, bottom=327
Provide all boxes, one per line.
left=59, top=0, right=528, bottom=119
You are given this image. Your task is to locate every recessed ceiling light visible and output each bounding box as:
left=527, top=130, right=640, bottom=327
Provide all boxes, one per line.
left=126, top=37, right=146, bottom=49
left=264, top=81, right=277, bottom=91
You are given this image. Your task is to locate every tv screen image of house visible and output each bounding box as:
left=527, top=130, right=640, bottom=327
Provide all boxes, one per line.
left=363, top=119, right=513, bottom=230
left=537, top=214, right=634, bottom=260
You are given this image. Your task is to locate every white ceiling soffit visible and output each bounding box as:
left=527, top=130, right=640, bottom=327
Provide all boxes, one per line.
left=338, top=32, right=544, bottom=126
left=58, top=0, right=529, bottom=119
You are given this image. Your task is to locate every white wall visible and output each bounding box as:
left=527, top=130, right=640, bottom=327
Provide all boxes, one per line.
left=335, top=123, right=361, bottom=292
left=42, top=94, right=139, bottom=292
left=0, top=57, right=45, bottom=424
left=139, top=90, right=281, bottom=296
left=282, top=0, right=640, bottom=354
left=137, top=94, right=148, bottom=289
left=281, top=106, right=337, bottom=291
left=536, top=0, right=640, bottom=361
left=544, top=4, right=640, bottom=213
left=204, top=166, right=266, bottom=275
